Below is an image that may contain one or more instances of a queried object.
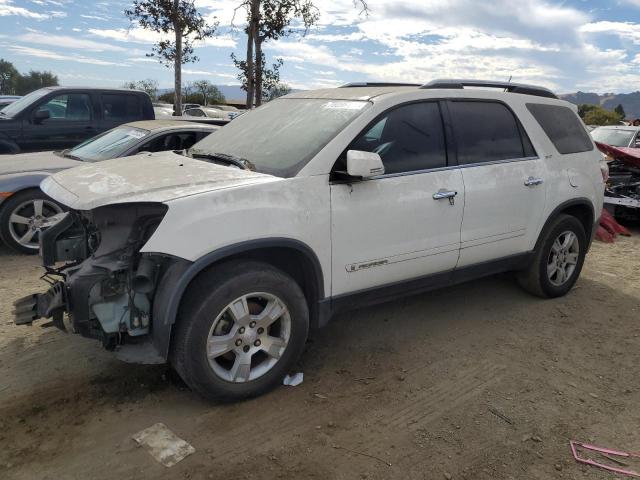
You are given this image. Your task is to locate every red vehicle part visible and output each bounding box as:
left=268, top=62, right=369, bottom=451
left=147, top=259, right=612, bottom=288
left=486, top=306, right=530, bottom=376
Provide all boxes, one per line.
left=596, top=141, right=640, bottom=168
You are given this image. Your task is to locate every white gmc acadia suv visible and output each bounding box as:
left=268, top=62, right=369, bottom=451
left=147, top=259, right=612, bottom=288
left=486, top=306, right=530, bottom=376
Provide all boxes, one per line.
left=14, top=80, right=605, bottom=401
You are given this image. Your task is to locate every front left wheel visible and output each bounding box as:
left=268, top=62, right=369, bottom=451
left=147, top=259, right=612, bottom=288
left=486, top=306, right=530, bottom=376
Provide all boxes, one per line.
left=171, top=260, right=309, bottom=402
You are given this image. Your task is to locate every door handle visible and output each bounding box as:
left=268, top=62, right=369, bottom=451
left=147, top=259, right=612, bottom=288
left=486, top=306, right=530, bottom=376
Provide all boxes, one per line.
left=433, top=189, right=457, bottom=205
left=524, top=176, right=544, bottom=187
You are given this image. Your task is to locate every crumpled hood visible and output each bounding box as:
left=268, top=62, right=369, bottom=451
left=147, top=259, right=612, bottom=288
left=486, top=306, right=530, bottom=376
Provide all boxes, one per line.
left=41, top=151, right=280, bottom=210
left=0, top=151, right=79, bottom=175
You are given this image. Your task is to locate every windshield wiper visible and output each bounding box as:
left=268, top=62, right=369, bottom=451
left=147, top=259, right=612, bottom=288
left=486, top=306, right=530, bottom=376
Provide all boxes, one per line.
left=190, top=151, right=256, bottom=171
left=59, top=149, right=83, bottom=161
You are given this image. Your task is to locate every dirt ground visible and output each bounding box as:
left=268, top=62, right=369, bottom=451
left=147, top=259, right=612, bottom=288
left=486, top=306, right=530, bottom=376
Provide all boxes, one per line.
left=1, top=230, right=639, bottom=480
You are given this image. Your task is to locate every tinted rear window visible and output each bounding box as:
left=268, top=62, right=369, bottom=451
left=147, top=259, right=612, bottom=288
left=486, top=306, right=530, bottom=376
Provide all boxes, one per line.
left=526, top=103, right=593, bottom=154
left=102, top=93, right=142, bottom=121
left=449, top=101, right=533, bottom=165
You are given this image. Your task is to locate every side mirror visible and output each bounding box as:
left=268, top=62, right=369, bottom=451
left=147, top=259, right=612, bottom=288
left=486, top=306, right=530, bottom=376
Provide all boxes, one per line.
left=34, top=109, right=50, bottom=123
left=346, top=150, right=385, bottom=179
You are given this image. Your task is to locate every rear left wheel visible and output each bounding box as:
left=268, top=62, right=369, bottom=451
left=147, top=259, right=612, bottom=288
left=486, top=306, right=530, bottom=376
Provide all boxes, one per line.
left=517, top=214, right=587, bottom=298
left=0, top=190, right=64, bottom=254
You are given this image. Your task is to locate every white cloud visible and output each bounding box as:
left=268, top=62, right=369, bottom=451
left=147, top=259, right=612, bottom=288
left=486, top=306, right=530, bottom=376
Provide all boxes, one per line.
left=6, top=45, right=129, bottom=67
left=18, top=31, right=127, bottom=52
left=0, top=0, right=49, bottom=19
left=580, top=21, right=640, bottom=44
left=80, top=14, right=109, bottom=21
left=87, top=26, right=236, bottom=49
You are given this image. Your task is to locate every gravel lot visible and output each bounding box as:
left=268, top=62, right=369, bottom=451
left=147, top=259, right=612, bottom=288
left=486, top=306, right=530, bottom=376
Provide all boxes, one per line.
left=1, top=230, right=639, bottom=480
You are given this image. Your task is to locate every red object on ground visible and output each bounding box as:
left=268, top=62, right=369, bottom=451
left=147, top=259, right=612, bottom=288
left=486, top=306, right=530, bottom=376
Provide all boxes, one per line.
left=595, top=141, right=640, bottom=168
left=596, top=225, right=615, bottom=243
left=600, top=209, right=632, bottom=237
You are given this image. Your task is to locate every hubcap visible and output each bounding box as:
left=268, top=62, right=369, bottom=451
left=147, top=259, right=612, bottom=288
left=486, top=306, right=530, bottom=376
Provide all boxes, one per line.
left=547, top=230, right=580, bottom=286
left=8, top=199, right=63, bottom=249
left=206, top=292, right=291, bottom=383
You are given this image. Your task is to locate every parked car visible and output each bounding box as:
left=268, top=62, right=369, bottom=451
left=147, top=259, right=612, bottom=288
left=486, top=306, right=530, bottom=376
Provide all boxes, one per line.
left=590, top=125, right=640, bottom=148
left=0, top=87, right=154, bottom=154
left=209, top=104, right=243, bottom=120
left=182, top=103, right=201, bottom=112
left=0, top=120, right=218, bottom=253
left=184, top=106, right=227, bottom=120
left=15, top=80, right=604, bottom=402
left=0, top=95, right=21, bottom=110
left=153, top=104, right=174, bottom=118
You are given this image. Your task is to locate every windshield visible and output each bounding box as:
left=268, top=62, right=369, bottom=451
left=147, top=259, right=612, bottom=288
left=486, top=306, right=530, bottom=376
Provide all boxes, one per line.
left=68, top=126, right=149, bottom=162
left=1, top=89, right=50, bottom=117
left=591, top=128, right=636, bottom=147
left=189, top=98, right=370, bottom=177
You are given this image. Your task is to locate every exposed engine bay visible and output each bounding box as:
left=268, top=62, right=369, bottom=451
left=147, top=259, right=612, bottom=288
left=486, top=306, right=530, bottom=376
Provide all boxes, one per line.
left=596, top=141, right=640, bottom=221
left=14, top=203, right=171, bottom=351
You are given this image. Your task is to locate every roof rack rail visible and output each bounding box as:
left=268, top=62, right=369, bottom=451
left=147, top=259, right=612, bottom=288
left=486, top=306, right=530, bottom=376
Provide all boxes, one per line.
left=420, top=79, right=558, bottom=99
left=339, top=82, right=422, bottom=88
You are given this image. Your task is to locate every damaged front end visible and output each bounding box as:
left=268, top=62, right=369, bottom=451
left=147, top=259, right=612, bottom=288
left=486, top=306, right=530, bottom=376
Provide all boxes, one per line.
left=13, top=203, right=177, bottom=361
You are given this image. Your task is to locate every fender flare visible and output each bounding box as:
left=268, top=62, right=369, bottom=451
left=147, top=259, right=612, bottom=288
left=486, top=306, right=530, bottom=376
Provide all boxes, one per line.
left=533, top=197, right=596, bottom=253
left=151, top=238, right=325, bottom=360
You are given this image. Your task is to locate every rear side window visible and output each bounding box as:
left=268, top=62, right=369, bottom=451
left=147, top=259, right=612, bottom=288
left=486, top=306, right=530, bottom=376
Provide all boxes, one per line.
left=102, top=93, right=142, bottom=121
left=526, top=103, right=593, bottom=154
left=349, top=102, right=447, bottom=175
left=449, top=101, right=534, bottom=165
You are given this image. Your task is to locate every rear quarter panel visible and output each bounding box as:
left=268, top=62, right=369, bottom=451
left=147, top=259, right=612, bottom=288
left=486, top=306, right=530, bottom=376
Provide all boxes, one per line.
left=515, top=98, right=604, bottom=246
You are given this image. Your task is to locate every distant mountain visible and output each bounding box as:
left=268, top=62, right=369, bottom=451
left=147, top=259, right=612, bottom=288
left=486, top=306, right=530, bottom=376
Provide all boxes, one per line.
left=560, top=91, right=640, bottom=120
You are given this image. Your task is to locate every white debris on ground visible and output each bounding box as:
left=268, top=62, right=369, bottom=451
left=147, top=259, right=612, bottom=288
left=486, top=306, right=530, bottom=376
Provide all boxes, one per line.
left=283, top=372, right=304, bottom=386
left=132, top=423, right=195, bottom=467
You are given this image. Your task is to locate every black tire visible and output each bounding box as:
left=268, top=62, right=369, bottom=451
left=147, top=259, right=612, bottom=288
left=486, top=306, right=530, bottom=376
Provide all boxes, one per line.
left=517, top=214, right=587, bottom=298
left=171, top=260, right=309, bottom=402
left=0, top=189, right=64, bottom=254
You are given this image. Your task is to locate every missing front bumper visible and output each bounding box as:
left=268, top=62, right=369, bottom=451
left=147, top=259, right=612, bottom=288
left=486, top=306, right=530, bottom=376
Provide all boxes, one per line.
left=13, top=281, right=66, bottom=327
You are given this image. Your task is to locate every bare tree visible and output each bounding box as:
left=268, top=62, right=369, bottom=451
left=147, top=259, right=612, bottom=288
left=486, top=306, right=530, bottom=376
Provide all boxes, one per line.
left=192, top=79, right=225, bottom=105
left=122, top=78, right=159, bottom=99
left=125, top=0, right=218, bottom=115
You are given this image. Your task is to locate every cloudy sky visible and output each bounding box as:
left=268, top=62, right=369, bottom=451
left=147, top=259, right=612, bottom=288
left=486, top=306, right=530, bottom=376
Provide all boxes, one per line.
left=0, top=0, right=639, bottom=95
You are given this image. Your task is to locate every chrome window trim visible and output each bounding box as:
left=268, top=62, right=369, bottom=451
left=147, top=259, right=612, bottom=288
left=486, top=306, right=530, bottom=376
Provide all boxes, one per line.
left=367, top=156, right=541, bottom=180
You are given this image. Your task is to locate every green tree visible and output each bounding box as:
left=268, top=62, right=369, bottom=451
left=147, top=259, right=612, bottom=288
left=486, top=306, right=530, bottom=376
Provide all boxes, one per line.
left=0, top=59, right=19, bottom=95
left=231, top=52, right=283, bottom=104
left=233, top=1, right=369, bottom=108
left=122, top=78, right=159, bottom=99
left=192, top=79, right=225, bottom=105
left=583, top=106, right=622, bottom=126
left=578, top=104, right=597, bottom=119
left=233, top=0, right=318, bottom=108
left=15, top=70, right=58, bottom=95
left=614, top=104, right=626, bottom=120
left=126, top=0, right=218, bottom=115
left=266, top=82, right=291, bottom=100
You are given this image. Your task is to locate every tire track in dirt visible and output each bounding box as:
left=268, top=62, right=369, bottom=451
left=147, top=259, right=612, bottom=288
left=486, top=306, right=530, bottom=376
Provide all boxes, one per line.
left=207, top=358, right=504, bottom=462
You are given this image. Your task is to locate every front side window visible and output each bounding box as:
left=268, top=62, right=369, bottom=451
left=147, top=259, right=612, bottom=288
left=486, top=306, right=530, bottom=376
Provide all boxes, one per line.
left=0, top=89, right=49, bottom=117
left=450, top=101, right=533, bottom=165
left=190, top=98, right=370, bottom=177
left=38, top=94, right=92, bottom=121
left=348, top=102, right=447, bottom=175
left=526, top=103, right=593, bottom=154
left=102, top=94, right=142, bottom=121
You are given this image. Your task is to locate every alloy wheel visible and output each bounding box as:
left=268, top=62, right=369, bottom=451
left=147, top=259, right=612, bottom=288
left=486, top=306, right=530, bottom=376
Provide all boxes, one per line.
left=547, top=230, right=580, bottom=287
left=206, top=292, right=291, bottom=383
left=8, top=198, right=63, bottom=250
